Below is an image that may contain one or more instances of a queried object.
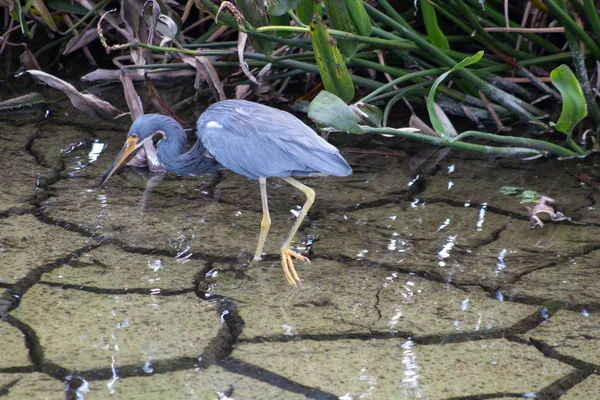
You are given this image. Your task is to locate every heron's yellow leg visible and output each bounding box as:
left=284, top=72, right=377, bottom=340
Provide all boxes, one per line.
left=249, top=177, right=271, bottom=267
left=280, top=177, right=315, bottom=285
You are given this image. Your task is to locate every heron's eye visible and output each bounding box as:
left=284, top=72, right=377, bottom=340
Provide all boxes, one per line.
left=130, top=133, right=138, bottom=139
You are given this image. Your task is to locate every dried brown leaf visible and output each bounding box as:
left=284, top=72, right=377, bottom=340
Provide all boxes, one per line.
left=125, top=143, right=164, bottom=172
left=73, top=0, right=132, bottom=40
left=27, top=70, right=122, bottom=120
left=177, top=54, right=226, bottom=101
left=235, top=84, right=251, bottom=99
left=19, top=48, right=40, bottom=70
left=527, top=196, right=570, bottom=229
left=0, top=0, right=14, bottom=12
left=117, top=70, right=163, bottom=172
left=252, top=63, right=287, bottom=102
left=238, top=32, right=258, bottom=84
left=63, top=29, right=99, bottom=55
left=409, top=114, right=438, bottom=137
left=142, top=0, right=161, bottom=45
left=0, top=93, right=45, bottom=111
left=81, top=69, right=195, bottom=82
left=143, top=76, right=186, bottom=126
left=120, top=71, right=144, bottom=120
left=182, top=0, right=195, bottom=22
left=32, top=0, right=57, bottom=31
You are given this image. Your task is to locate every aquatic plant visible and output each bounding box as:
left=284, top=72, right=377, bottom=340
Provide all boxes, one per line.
left=2, top=1, right=599, bottom=158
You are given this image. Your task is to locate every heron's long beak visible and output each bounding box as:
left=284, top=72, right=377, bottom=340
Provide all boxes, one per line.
left=99, top=135, right=141, bottom=186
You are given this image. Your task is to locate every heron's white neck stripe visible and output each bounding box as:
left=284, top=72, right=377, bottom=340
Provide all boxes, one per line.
left=207, top=120, right=223, bottom=129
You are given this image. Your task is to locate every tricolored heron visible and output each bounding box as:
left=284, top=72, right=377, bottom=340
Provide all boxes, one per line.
left=100, top=99, right=352, bottom=285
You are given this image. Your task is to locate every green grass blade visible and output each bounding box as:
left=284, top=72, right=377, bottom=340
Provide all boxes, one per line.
left=427, top=51, right=483, bottom=138
left=420, top=0, right=449, bottom=49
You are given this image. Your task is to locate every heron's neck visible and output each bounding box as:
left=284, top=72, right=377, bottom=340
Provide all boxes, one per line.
left=156, top=123, right=219, bottom=176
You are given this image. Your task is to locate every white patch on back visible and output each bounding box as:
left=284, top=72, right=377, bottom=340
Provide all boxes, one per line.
left=235, top=107, right=252, bottom=116
left=207, top=120, right=223, bottom=129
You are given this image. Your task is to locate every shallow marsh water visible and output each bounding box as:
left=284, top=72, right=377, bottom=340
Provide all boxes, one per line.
left=1, top=88, right=600, bottom=399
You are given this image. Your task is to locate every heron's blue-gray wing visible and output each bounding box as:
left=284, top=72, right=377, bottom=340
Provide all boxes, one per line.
left=196, top=100, right=351, bottom=180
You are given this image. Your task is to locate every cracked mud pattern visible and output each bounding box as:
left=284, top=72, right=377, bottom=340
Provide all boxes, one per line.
left=1, top=103, right=600, bottom=400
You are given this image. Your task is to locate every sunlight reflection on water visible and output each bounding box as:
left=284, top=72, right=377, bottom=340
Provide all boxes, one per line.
left=63, top=140, right=106, bottom=177
left=400, top=339, right=421, bottom=397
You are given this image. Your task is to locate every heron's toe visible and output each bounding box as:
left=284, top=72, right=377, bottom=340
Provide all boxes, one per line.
left=281, top=248, right=308, bottom=285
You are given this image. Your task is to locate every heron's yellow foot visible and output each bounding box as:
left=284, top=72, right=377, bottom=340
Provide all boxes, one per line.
left=281, top=248, right=309, bottom=286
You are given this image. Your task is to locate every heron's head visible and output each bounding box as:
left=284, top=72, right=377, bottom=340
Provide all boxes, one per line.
left=99, top=114, right=175, bottom=186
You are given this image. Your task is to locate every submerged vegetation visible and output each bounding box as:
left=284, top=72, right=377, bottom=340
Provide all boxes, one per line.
left=1, top=1, right=600, bottom=158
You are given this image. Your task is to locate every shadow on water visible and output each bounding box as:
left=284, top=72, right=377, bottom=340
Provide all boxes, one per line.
left=1, top=86, right=600, bottom=399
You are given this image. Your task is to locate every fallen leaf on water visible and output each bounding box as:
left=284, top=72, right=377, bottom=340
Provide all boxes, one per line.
left=27, top=70, right=123, bottom=120
left=527, top=196, right=570, bottom=229
left=0, top=92, right=45, bottom=111
left=521, top=189, right=543, bottom=203
left=500, top=186, right=524, bottom=196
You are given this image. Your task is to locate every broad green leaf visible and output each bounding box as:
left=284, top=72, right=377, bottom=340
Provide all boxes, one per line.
left=308, top=91, right=363, bottom=134
left=291, top=99, right=310, bottom=113
left=235, top=0, right=267, bottom=27
left=323, top=0, right=357, bottom=58
left=427, top=51, right=483, bottom=138
left=296, top=0, right=320, bottom=25
left=234, top=0, right=274, bottom=56
left=420, top=0, right=449, bottom=49
left=550, top=64, right=588, bottom=137
left=345, top=0, right=371, bottom=36
left=268, top=0, right=301, bottom=16
left=310, top=14, right=355, bottom=103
